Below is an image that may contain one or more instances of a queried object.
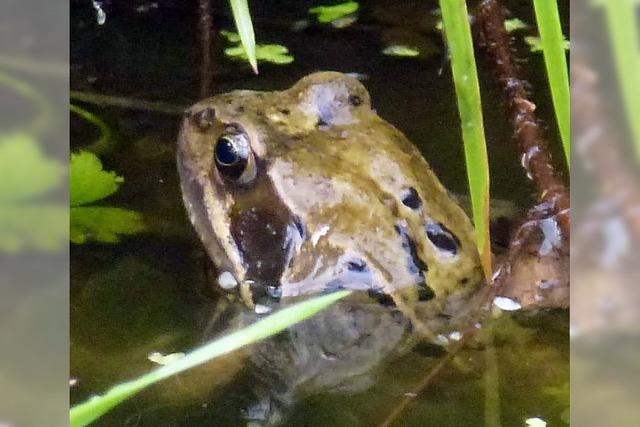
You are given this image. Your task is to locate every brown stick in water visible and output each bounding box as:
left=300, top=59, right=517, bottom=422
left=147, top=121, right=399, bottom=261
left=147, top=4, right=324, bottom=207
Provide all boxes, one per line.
left=199, top=0, right=214, bottom=98
left=477, top=0, right=570, bottom=238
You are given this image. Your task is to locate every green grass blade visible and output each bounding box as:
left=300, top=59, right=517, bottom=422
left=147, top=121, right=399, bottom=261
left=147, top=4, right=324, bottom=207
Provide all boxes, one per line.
left=439, top=0, right=491, bottom=278
left=229, top=0, right=258, bottom=73
left=593, top=0, right=640, bottom=162
left=532, top=0, right=570, bottom=168
left=69, top=290, right=351, bottom=427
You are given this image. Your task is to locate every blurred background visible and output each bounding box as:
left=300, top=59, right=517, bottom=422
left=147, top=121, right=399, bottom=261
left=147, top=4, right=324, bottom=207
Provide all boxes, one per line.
left=571, top=1, right=640, bottom=426
left=0, top=0, right=69, bottom=426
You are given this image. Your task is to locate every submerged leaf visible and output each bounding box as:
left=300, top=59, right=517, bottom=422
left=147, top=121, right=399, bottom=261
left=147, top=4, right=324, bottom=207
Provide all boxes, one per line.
left=70, top=151, right=123, bottom=207
left=70, top=206, right=146, bottom=244
left=309, top=2, right=359, bottom=24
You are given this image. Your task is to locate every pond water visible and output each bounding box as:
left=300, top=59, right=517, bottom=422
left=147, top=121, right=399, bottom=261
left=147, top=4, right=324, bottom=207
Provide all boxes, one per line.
left=70, top=1, right=569, bottom=425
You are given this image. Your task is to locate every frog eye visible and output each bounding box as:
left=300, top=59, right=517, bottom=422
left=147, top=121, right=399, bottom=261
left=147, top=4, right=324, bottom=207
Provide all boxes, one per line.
left=214, top=131, right=256, bottom=184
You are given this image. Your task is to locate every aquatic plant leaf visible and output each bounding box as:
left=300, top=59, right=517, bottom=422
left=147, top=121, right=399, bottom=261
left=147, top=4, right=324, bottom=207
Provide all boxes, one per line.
left=382, top=45, right=420, bottom=57
left=220, top=30, right=241, bottom=43
left=439, top=0, right=492, bottom=279
left=69, top=151, right=123, bottom=207
left=229, top=0, right=258, bottom=73
left=70, top=206, right=146, bottom=244
left=0, top=133, right=64, bottom=203
left=70, top=104, right=112, bottom=155
left=309, top=1, right=359, bottom=24
left=532, top=0, right=570, bottom=167
left=255, top=44, right=294, bottom=64
left=225, top=43, right=294, bottom=65
left=593, top=1, right=640, bottom=162
left=69, top=290, right=351, bottom=427
left=524, top=36, right=570, bottom=53
left=0, top=133, right=66, bottom=252
left=504, top=18, right=529, bottom=33
left=330, top=15, right=357, bottom=28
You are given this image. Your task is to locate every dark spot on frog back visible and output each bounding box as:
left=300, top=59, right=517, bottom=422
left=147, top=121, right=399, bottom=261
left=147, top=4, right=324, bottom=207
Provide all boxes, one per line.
left=400, top=187, right=422, bottom=210
left=394, top=223, right=428, bottom=274
left=424, top=222, right=461, bottom=256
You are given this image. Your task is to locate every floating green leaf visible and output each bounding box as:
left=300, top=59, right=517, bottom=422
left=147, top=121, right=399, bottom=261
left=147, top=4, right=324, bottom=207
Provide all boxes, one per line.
left=69, top=151, right=146, bottom=244
left=69, top=290, right=351, bottom=427
left=229, top=0, right=258, bottom=73
left=70, top=207, right=146, bottom=244
left=382, top=45, right=420, bottom=57
left=309, top=2, right=359, bottom=24
left=532, top=0, right=570, bottom=167
left=70, top=151, right=123, bottom=207
left=225, top=43, right=294, bottom=64
left=220, top=29, right=241, bottom=43
left=504, top=18, right=529, bottom=33
left=524, top=36, right=570, bottom=53
left=222, top=31, right=294, bottom=65
left=0, top=133, right=66, bottom=252
left=439, top=0, right=491, bottom=279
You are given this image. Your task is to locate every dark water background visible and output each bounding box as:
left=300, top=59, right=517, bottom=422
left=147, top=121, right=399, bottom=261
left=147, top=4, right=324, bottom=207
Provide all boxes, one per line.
left=70, top=1, right=569, bottom=425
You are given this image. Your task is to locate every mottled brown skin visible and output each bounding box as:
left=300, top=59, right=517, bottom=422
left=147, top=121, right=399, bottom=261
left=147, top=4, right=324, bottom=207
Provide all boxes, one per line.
left=177, top=72, right=483, bottom=332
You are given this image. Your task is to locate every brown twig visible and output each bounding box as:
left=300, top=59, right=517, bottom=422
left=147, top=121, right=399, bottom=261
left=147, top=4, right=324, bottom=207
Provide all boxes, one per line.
left=375, top=287, right=496, bottom=427
left=477, top=0, right=570, bottom=238
left=199, top=0, right=214, bottom=98
left=376, top=333, right=470, bottom=427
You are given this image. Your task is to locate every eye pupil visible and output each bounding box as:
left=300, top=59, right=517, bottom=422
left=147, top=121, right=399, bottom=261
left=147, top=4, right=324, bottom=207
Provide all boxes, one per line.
left=213, top=131, right=255, bottom=183
left=215, top=137, right=239, bottom=166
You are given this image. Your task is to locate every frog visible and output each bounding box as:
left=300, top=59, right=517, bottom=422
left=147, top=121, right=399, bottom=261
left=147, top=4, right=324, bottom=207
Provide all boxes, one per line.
left=177, top=72, right=485, bottom=423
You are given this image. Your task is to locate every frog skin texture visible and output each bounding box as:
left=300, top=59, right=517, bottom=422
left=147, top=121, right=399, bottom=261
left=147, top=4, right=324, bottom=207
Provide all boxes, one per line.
left=177, top=72, right=484, bottom=424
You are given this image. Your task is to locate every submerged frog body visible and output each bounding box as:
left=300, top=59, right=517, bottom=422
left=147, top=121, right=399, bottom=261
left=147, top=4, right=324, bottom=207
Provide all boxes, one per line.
left=178, top=72, right=484, bottom=422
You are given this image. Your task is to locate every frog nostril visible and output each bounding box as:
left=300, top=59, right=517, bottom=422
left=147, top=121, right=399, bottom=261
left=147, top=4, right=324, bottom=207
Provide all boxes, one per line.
left=400, top=187, right=422, bottom=210
left=424, top=222, right=461, bottom=256
left=348, top=94, right=363, bottom=107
